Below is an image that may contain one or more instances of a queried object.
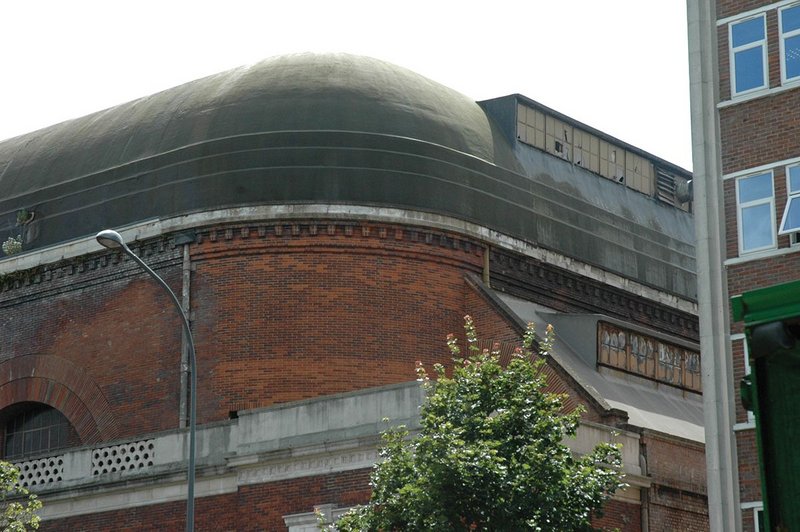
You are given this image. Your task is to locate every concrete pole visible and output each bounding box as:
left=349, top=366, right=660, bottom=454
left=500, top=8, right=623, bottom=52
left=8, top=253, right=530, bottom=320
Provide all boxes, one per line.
left=686, top=1, right=742, bottom=530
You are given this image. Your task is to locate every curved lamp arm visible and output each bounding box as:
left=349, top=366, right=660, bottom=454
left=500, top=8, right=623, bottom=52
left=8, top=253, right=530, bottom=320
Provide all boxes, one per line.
left=96, top=230, right=197, bottom=532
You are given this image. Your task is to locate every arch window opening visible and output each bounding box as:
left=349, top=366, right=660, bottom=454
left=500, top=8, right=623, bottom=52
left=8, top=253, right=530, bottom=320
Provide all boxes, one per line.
left=2, top=403, right=80, bottom=460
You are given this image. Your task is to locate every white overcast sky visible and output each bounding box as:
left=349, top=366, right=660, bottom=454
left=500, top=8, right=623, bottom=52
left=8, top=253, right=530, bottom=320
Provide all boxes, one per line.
left=0, top=1, right=692, bottom=170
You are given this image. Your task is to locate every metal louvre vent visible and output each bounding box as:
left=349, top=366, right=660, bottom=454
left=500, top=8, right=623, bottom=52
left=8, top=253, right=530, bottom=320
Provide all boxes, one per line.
left=656, top=169, right=677, bottom=205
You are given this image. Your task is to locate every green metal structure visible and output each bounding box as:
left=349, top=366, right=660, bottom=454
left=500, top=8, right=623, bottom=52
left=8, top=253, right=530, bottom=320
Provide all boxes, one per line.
left=732, top=279, right=800, bottom=531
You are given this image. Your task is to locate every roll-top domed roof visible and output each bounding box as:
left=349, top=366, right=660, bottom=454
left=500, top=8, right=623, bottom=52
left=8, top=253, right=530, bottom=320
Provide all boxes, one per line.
left=0, top=53, right=522, bottom=251
left=0, top=54, right=506, bottom=200
left=0, top=53, right=696, bottom=301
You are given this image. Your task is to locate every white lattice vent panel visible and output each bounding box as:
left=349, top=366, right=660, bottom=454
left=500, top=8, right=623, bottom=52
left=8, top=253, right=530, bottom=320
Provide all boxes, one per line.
left=15, top=455, right=65, bottom=487
left=92, top=439, right=155, bottom=476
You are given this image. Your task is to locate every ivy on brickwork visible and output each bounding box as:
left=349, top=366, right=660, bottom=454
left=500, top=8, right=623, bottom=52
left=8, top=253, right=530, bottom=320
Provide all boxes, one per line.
left=326, top=316, right=625, bottom=531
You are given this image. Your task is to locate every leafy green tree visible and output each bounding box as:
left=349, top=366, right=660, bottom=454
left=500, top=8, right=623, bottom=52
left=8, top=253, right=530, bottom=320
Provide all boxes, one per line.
left=329, top=317, right=624, bottom=531
left=0, top=461, right=41, bottom=531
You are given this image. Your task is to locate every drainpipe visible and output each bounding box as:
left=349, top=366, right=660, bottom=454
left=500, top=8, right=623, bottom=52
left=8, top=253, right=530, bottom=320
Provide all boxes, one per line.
left=640, top=450, right=649, bottom=532
left=176, top=232, right=196, bottom=428
left=483, top=245, right=491, bottom=287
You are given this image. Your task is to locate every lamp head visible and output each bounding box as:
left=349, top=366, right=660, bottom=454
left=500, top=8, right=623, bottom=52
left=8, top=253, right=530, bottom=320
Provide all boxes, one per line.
left=95, top=229, right=125, bottom=249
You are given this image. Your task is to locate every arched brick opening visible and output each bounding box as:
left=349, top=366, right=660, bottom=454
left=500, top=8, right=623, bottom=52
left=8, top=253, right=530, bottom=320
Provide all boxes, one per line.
left=0, top=355, right=120, bottom=444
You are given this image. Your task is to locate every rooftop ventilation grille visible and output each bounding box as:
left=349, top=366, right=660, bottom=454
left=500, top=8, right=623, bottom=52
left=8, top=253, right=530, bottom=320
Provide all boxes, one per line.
left=656, top=169, right=678, bottom=205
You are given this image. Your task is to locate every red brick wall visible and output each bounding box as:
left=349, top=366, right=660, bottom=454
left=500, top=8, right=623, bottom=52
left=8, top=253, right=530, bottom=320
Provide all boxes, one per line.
left=0, top=219, right=698, bottom=440
left=718, top=1, right=775, bottom=20
left=644, top=434, right=707, bottom=495
left=0, top=222, right=491, bottom=436
left=44, top=469, right=370, bottom=531
left=647, top=484, right=710, bottom=532
left=724, top=178, right=737, bottom=260
left=736, top=430, right=762, bottom=503
left=718, top=23, right=730, bottom=102
left=718, top=3, right=800, bottom=529
left=730, top=339, right=762, bottom=517
left=728, top=252, right=800, bottom=299
left=0, top=218, right=705, bottom=528
left=236, top=469, right=372, bottom=531
left=643, top=433, right=709, bottom=531
left=591, top=499, right=641, bottom=532
left=720, top=92, right=800, bottom=174
left=741, top=506, right=762, bottom=532
left=43, top=499, right=194, bottom=531
left=463, top=278, right=520, bottom=345
left=190, top=222, right=484, bottom=420
left=0, top=253, right=185, bottom=440
left=44, top=468, right=645, bottom=532
left=731, top=339, right=763, bottom=522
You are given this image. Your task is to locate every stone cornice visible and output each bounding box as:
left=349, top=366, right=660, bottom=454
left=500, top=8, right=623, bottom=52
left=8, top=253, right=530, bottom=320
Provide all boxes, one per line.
left=490, top=247, right=699, bottom=341
left=0, top=206, right=697, bottom=317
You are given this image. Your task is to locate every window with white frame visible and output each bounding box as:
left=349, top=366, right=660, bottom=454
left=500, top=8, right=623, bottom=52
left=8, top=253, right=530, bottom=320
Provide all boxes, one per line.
left=779, top=165, right=800, bottom=239
left=781, top=4, right=800, bottom=83
left=754, top=506, right=765, bottom=532
left=737, top=172, right=776, bottom=253
left=730, top=14, right=768, bottom=95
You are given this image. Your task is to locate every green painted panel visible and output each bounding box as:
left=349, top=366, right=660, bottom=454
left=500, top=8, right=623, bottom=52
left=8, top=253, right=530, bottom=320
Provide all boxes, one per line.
left=735, top=278, right=800, bottom=531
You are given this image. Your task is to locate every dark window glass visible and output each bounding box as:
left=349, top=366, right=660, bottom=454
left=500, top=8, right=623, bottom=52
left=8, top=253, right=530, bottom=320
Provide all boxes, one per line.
left=3, top=404, right=79, bottom=460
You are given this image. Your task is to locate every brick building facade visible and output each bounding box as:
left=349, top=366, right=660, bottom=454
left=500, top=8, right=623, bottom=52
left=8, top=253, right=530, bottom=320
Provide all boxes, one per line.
left=689, top=1, right=800, bottom=530
left=0, top=54, right=706, bottom=530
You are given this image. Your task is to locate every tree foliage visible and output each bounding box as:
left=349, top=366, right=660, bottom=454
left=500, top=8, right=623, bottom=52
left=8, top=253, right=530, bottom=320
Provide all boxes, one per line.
left=0, top=461, right=40, bottom=531
left=330, top=317, right=624, bottom=531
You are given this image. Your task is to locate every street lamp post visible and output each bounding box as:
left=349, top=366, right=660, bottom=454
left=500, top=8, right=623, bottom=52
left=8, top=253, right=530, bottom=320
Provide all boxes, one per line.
left=96, top=229, right=197, bottom=532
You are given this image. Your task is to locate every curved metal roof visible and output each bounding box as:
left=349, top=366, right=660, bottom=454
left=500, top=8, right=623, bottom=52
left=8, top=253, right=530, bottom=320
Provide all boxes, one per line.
left=0, top=53, right=696, bottom=300
left=0, top=53, right=515, bottom=198
left=0, top=53, right=521, bottom=248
